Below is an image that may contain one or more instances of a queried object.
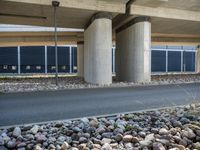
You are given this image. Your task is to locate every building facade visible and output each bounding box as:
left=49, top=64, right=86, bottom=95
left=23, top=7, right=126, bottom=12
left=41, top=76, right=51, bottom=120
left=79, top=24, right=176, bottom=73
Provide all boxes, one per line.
left=0, top=45, right=197, bottom=75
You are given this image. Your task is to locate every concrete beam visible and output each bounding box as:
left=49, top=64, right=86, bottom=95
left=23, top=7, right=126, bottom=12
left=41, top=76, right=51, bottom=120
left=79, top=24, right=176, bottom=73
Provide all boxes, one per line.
left=4, top=0, right=127, bottom=13
left=152, top=34, right=200, bottom=45
left=130, top=5, right=200, bottom=22
left=0, top=31, right=83, bottom=46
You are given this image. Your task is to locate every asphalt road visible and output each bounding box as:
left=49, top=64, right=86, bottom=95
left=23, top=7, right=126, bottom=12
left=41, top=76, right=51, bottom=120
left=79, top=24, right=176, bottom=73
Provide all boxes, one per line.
left=0, top=83, right=200, bottom=127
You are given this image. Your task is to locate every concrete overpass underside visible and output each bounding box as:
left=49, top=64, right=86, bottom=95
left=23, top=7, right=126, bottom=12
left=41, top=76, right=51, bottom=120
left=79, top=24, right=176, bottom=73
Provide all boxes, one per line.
left=0, top=0, right=200, bottom=84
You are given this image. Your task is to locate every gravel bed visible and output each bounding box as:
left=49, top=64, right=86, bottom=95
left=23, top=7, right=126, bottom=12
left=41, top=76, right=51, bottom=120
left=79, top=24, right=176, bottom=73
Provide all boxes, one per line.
left=0, top=103, right=200, bottom=150
left=0, top=74, right=200, bottom=93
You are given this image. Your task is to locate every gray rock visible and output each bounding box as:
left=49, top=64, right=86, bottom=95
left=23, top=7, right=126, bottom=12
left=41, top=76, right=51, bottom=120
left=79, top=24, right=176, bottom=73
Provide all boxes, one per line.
left=132, top=137, right=139, bottom=143
left=172, top=121, right=182, bottom=128
left=124, top=143, right=133, bottom=150
left=35, top=133, right=47, bottom=143
left=47, top=137, right=56, bottom=144
left=179, top=138, right=188, bottom=147
left=102, top=132, right=113, bottom=139
left=26, top=144, right=34, bottom=150
left=13, top=127, right=21, bottom=137
left=153, top=142, right=165, bottom=150
left=182, top=128, right=196, bottom=139
left=93, top=138, right=102, bottom=145
left=101, top=143, right=112, bottom=150
left=102, top=138, right=112, bottom=144
left=54, top=121, right=63, bottom=128
left=16, top=142, right=26, bottom=148
left=151, top=128, right=159, bottom=134
left=61, top=142, right=69, bottom=150
left=17, top=148, right=25, bottom=150
left=35, top=145, right=43, bottom=150
left=139, top=131, right=146, bottom=138
left=6, top=140, right=16, bottom=149
left=159, top=128, right=168, bottom=135
left=193, top=142, right=200, bottom=149
left=73, top=127, right=81, bottom=133
left=140, top=140, right=152, bottom=148
left=140, top=134, right=155, bottom=148
left=24, top=134, right=34, bottom=140
left=0, top=136, right=4, bottom=146
left=196, top=130, right=200, bottom=136
left=96, top=127, right=106, bottom=134
left=79, top=137, right=88, bottom=143
left=81, top=118, right=89, bottom=124
left=48, top=144, right=56, bottom=149
left=30, top=125, right=39, bottom=134
left=123, top=135, right=133, bottom=142
left=57, top=136, right=66, bottom=143
left=114, top=134, right=123, bottom=142
left=89, top=119, right=99, bottom=128
left=156, top=139, right=170, bottom=146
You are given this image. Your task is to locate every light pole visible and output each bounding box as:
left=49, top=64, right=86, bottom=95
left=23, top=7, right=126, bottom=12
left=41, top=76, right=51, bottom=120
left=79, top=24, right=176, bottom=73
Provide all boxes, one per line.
left=52, top=0, right=60, bottom=86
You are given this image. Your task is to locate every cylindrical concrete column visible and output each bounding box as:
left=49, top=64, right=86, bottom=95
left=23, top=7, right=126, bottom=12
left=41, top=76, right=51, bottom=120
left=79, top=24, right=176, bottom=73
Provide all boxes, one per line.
left=77, top=41, right=84, bottom=77
left=116, top=17, right=151, bottom=83
left=84, top=13, right=112, bottom=85
left=197, top=45, right=200, bottom=73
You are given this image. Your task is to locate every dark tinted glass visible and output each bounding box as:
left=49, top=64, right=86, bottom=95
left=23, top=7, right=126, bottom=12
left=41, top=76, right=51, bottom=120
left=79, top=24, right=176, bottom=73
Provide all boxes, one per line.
left=183, top=51, right=195, bottom=71
left=151, top=51, right=166, bottom=72
left=20, top=46, right=45, bottom=73
left=0, top=47, right=18, bottom=73
left=47, top=46, right=70, bottom=73
left=168, top=51, right=181, bottom=72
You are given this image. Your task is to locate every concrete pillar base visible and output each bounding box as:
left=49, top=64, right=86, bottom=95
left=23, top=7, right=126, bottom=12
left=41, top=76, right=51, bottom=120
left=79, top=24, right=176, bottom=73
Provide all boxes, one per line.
left=77, top=41, right=84, bottom=77
left=84, top=13, right=112, bottom=85
left=116, top=17, right=151, bottom=83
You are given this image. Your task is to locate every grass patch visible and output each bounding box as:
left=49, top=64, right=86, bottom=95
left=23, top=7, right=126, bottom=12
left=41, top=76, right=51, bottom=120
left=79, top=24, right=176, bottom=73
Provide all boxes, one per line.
left=125, top=124, right=133, bottom=131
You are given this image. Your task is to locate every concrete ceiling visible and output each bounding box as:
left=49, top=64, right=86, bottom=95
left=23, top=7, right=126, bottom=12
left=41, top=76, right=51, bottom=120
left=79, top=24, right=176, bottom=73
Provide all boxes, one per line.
left=1, top=0, right=200, bottom=38
left=113, top=0, right=200, bottom=36
left=0, top=0, right=127, bottom=29
left=133, top=0, right=200, bottom=12
left=152, top=17, right=200, bottom=35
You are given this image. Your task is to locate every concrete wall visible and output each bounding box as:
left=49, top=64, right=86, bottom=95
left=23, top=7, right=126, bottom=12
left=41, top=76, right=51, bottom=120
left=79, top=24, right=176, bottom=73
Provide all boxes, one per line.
left=116, top=21, right=151, bottom=82
left=84, top=18, right=112, bottom=85
left=77, top=43, right=84, bottom=77
left=198, top=46, right=200, bottom=73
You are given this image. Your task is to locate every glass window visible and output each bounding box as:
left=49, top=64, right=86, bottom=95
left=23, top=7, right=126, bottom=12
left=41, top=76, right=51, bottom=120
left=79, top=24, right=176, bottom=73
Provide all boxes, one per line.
left=12, top=66, right=17, bottom=70
left=51, top=66, right=56, bottom=70
left=36, top=66, right=41, bottom=70
left=151, top=51, right=166, bottom=72
left=61, top=66, right=66, bottom=70
left=168, top=51, right=182, bottom=72
left=26, top=65, right=31, bottom=70
left=3, top=65, right=8, bottom=70
left=183, top=52, right=196, bottom=72
left=73, top=66, right=77, bottom=70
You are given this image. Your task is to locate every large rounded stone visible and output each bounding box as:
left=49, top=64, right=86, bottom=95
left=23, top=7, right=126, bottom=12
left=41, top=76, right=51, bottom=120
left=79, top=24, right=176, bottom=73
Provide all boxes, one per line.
left=123, top=135, right=133, bottom=142
left=13, top=127, right=21, bottom=138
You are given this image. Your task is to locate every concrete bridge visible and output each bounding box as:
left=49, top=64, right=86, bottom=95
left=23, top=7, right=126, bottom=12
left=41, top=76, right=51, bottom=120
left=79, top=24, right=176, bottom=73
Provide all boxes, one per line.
left=0, top=0, right=200, bottom=84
